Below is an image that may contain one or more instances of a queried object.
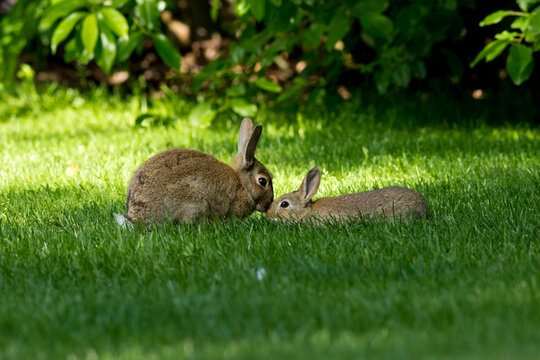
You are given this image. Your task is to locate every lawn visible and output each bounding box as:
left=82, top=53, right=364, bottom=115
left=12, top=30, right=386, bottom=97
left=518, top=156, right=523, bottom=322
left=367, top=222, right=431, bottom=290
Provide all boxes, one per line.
left=0, top=85, right=539, bottom=359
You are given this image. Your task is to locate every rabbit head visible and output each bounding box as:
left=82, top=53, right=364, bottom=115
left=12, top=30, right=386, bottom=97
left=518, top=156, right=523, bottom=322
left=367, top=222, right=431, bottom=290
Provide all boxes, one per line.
left=231, top=118, right=274, bottom=212
left=267, top=167, right=321, bottom=221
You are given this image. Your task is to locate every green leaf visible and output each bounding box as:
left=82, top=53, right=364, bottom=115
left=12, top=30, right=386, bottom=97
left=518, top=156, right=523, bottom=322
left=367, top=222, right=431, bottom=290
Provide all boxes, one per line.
left=511, top=16, right=529, bottom=32
left=81, top=13, right=99, bottom=56
left=392, top=63, right=411, bottom=87
left=117, top=32, right=145, bottom=62
left=276, top=77, right=309, bottom=103
left=479, top=10, right=514, bottom=27
left=226, top=83, right=246, bottom=97
left=135, top=0, right=160, bottom=31
left=269, top=0, right=282, bottom=5
left=95, top=24, right=117, bottom=74
left=494, top=31, right=521, bottom=41
left=301, top=22, right=325, bottom=48
left=527, top=10, right=540, bottom=37
left=374, top=69, right=391, bottom=94
left=470, top=40, right=508, bottom=67
left=40, top=0, right=86, bottom=31
left=16, top=63, right=35, bottom=82
left=51, top=11, right=86, bottom=54
left=211, top=0, right=220, bottom=21
left=153, top=34, right=181, bottom=71
left=254, top=77, right=282, bottom=93
left=326, top=12, right=352, bottom=51
left=506, top=44, right=534, bottom=85
left=188, top=102, right=216, bottom=128
left=354, top=0, right=389, bottom=14
left=99, top=7, right=129, bottom=38
left=250, top=0, right=265, bottom=21
left=235, top=0, right=250, bottom=16
left=359, top=13, right=393, bottom=40
left=517, top=0, right=540, bottom=11
left=65, top=32, right=94, bottom=64
left=485, top=42, right=509, bottom=62
left=109, top=0, right=131, bottom=6
left=230, top=98, right=258, bottom=118
left=63, top=36, right=79, bottom=62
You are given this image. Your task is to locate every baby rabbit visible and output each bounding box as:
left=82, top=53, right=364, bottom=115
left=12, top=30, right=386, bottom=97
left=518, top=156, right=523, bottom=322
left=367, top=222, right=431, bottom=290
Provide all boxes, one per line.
left=121, top=118, right=273, bottom=225
left=267, top=167, right=429, bottom=224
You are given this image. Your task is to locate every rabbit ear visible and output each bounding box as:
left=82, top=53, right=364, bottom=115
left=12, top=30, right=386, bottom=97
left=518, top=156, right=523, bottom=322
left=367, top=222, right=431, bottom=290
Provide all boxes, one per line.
left=298, top=167, right=321, bottom=203
left=238, top=118, right=262, bottom=168
left=238, top=118, right=254, bottom=151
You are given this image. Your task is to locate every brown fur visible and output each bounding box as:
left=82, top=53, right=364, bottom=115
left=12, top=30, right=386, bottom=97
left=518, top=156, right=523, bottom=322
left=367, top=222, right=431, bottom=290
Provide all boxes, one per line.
left=267, top=167, right=429, bottom=224
left=125, top=118, right=273, bottom=225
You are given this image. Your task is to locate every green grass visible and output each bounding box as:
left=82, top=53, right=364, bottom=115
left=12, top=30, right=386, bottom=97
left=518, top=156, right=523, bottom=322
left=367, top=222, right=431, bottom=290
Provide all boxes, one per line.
left=0, top=85, right=539, bottom=359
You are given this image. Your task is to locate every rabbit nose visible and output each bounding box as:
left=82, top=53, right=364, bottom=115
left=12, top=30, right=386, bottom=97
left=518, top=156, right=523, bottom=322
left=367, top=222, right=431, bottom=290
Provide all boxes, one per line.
left=257, top=196, right=273, bottom=213
left=257, top=203, right=270, bottom=212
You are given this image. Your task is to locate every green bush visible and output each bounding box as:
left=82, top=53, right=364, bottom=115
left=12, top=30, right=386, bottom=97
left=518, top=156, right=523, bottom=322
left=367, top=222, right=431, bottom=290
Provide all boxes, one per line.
left=0, top=0, right=179, bottom=85
left=0, top=0, right=47, bottom=85
left=210, top=0, right=476, bottom=95
left=186, top=0, right=477, bottom=118
left=471, top=0, right=540, bottom=85
left=42, top=0, right=180, bottom=73
left=4, top=0, right=538, bottom=107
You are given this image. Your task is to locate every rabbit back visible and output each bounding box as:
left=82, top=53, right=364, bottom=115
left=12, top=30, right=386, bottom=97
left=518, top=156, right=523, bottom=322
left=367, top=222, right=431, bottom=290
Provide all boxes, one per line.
left=126, top=148, right=250, bottom=224
left=312, top=187, right=429, bottom=221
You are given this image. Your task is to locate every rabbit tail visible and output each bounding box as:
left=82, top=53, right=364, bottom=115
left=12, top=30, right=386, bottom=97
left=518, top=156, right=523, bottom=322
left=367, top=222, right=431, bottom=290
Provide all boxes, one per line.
left=114, top=213, right=133, bottom=229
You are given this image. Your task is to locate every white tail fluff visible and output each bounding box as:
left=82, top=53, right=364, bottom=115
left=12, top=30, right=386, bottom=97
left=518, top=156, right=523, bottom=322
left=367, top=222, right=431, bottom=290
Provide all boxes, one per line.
left=114, top=213, right=133, bottom=229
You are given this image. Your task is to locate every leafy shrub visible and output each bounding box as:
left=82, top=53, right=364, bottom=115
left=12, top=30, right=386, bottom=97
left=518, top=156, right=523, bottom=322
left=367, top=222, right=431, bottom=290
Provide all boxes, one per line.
left=0, top=0, right=47, bottom=85
left=188, top=0, right=477, bottom=118
left=0, top=0, right=179, bottom=86
left=218, top=0, right=475, bottom=93
left=471, top=0, right=540, bottom=85
left=4, top=0, right=537, bottom=117
left=40, top=0, right=181, bottom=73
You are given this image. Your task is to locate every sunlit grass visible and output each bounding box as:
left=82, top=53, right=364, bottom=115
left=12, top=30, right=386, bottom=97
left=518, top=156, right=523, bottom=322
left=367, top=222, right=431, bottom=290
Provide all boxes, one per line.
left=0, top=85, right=539, bottom=359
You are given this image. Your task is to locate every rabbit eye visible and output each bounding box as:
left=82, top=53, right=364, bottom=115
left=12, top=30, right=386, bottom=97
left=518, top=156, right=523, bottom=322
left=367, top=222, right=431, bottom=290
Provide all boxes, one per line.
left=258, top=177, right=267, bottom=187
left=280, top=201, right=289, bottom=208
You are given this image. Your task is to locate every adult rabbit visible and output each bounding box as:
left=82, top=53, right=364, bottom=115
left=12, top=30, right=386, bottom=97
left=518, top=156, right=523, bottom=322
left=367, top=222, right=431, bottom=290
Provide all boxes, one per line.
left=120, top=118, right=273, bottom=225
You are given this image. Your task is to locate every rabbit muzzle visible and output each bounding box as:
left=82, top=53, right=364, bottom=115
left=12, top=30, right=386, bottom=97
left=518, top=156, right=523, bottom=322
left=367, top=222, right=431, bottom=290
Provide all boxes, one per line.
left=255, top=195, right=273, bottom=212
